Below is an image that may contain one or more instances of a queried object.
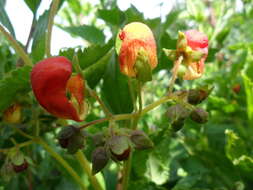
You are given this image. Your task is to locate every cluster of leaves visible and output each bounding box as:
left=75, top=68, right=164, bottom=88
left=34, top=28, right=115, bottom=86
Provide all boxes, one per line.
left=1, top=0, right=253, bottom=190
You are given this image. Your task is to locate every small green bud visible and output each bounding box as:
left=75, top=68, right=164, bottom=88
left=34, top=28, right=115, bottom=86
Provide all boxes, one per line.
left=130, top=130, right=154, bottom=150
left=190, top=108, right=209, bottom=124
left=91, top=147, right=109, bottom=175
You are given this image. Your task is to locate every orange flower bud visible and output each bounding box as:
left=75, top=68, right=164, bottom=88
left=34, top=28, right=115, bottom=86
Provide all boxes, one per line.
left=31, top=57, right=86, bottom=122
left=117, top=22, right=157, bottom=80
left=3, top=103, right=22, bottom=124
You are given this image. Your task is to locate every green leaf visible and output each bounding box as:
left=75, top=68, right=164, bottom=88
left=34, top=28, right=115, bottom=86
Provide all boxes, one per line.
left=31, top=10, right=49, bottom=62
left=172, top=175, right=201, bottom=190
left=83, top=49, right=113, bottom=88
left=125, top=5, right=144, bottom=23
left=225, top=129, right=247, bottom=162
left=0, top=65, right=32, bottom=112
left=0, top=0, right=16, bottom=38
left=242, top=73, right=253, bottom=126
left=97, top=7, right=125, bottom=26
left=101, top=54, right=133, bottom=114
left=23, top=0, right=41, bottom=14
left=60, top=25, right=105, bottom=44
left=59, top=40, right=113, bottom=88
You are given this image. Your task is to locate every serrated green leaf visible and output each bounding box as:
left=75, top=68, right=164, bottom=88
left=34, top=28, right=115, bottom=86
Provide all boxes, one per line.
left=0, top=66, right=32, bottom=112
left=59, top=40, right=113, bottom=88
left=124, top=5, right=144, bottom=23
left=0, top=0, right=16, bottom=38
left=24, top=0, right=41, bottom=14
left=60, top=25, right=105, bottom=44
left=97, top=7, right=125, bottom=26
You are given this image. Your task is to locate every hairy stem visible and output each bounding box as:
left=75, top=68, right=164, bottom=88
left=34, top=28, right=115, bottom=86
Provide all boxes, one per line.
left=46, top=0, right=60, bottom=57
left=75, top=151, right=103, bottom=190
left=0, top=140, right=33, bottom=153
left=168, top=55, right=183, bottom=94
left=0, top=25, right=33, bottom=66
left=122, top=152, right=133, bottom=190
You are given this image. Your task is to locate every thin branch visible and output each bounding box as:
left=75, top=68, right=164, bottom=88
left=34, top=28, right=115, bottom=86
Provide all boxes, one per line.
left=0, top=24, right=33, bottom=66
left=75, top=151, right=103, bottom=190
left=46, top=0, right=60, bottom=57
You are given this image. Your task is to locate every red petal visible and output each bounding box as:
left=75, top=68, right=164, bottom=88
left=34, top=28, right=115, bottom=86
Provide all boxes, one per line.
left=31, top=56, right=82, bottom=121
left=185, top=30, right=208, bottom=50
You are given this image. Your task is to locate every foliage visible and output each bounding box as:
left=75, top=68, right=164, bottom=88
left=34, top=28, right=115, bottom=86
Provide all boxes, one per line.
left=1, top=0, right=253, bottom=190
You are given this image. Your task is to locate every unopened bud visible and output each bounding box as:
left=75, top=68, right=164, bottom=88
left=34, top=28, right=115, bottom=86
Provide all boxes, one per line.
left=92, top=132, right=106, bottom=147
left=91, top=147, right=109, bottom=175
left=130, top=130, right=154, bottom=150
left=167, top=104, right=190, bottom=122
left=108, top=136, right=131, bottom=161
left=190, top=108, right=209, bottom=124
left=58, top=126, right=85, bottom=154
left=171, top=119, right=185, bottom=132
left=3, top=104, right=22, bottom=124
left=12, top=160, right=28, bottom=173
left=187, top=86, right=213, bottom=105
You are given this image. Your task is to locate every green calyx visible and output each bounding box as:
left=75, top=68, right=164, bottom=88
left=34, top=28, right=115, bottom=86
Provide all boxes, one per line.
left=134, top=48, right=152, bottom=83
left=177, top=31, right=187, bottom=51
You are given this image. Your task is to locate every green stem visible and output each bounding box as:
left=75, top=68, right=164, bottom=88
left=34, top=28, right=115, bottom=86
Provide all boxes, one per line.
left=75, top=150, right=103, bottom=190
left=122, top=152, right=133, bottom=190
left=36, top=138, right=87, bottom=190
left=0, top=25, right=33, bottom=66
left=0, top=140, right=33, bottom=153
left=11, top=125, right=34, bottom=139
left=122, top=82, right=142, bottom=190
left=72, top=54, right=112, bottom=117
left=79, top=95, right=176, bottom=130
left=46, top=0, right=60, bottom=57
left=128, top=79, right=137, bottom=111
left=168, top=55, right=183, bottom=94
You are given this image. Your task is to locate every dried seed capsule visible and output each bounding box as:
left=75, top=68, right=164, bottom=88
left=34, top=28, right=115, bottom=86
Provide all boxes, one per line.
left=91, top=146, right=109, bottom=175
left=190, top=107, right=209, bottom=124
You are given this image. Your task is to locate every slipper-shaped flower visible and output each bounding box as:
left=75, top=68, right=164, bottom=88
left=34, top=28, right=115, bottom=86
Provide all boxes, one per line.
left=31, top=56, right=86, bottom=122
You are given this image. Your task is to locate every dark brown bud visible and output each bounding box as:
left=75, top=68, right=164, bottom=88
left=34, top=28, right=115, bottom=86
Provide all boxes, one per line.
left=171, top=119, right=185, bottom=132
left=187, top=86, right=213, bottom=105
left=108, top=136, right=131, bottom=161
left=130, top=130, right=154, bottom=150
left=190, top=108, right=209, bottom=124
left=12, top=160, right=28, bottom=173
left=91, top=147, right=109, bottom=175
left=58, top=126, right=85, bottom=154
left=167, top=104, right=190, bottom=122
left=92, top=132, right=106, bottom=147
